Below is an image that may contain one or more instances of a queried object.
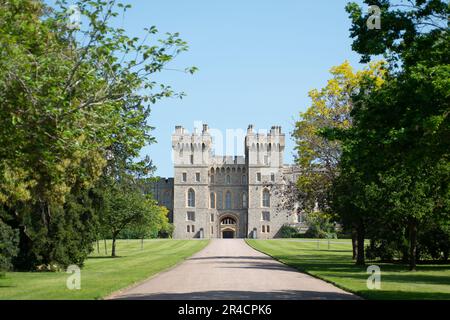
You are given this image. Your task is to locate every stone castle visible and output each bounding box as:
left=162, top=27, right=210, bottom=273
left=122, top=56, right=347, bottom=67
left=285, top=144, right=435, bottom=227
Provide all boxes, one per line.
left=150, top=124, right=302, bottom=239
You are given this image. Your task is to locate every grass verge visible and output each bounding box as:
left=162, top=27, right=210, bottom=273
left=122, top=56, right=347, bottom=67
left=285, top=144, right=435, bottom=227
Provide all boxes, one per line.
left=246, top=239, right=450, bottom=300
left=0, top=239, right=209, bottom=300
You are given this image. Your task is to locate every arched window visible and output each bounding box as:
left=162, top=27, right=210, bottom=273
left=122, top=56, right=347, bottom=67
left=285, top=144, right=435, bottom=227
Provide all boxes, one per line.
left=241, top=174, right=246, bottom=185
left=221, top=217, right=236, bottom=225
left=226, top=175, right=231, bottom=184
left=225, top=191, right=232, bottom=209
left=242, top=192, right=248, bottom=208
left=210, top=192, right=216, bottom=209
left=187, top=188, right=195, bottom=207
left=262, top=189, right=270, bottom=207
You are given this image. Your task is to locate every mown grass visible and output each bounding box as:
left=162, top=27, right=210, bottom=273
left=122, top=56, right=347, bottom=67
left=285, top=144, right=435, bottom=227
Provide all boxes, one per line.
left=0, top=239, right=209, bottom=300
left=246, top=239, right=450, bottom=300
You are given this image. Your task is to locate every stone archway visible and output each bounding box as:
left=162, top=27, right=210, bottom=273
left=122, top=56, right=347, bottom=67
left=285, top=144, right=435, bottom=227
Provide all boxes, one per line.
left=219, top=214, right=238, bottom=238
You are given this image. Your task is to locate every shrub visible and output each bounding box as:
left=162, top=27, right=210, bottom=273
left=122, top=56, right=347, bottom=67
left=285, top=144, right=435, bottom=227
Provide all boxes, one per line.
left=0, top=220, right=19, bottom=271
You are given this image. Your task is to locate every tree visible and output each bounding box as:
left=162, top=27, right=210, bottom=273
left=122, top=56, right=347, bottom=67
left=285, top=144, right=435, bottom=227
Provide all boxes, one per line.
left=120, top=204, right=172, bottom=248
left=340, top=0, right=449, bottom=270
left=100, top=185, right=167, bottom=257
left=293, top=60, right=385, bottom=210
left=291, top=61, right=385, bottom=264
left=0, top=0, right=195, bottom=269
left=0, top=220, right=19, bottom=272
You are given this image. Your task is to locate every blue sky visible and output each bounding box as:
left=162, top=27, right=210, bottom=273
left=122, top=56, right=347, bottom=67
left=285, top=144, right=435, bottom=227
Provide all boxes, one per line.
left=65, top=0, right=368, bottom=177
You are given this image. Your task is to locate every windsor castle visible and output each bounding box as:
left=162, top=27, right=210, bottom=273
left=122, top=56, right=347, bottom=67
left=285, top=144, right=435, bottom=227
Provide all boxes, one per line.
left=150, top=124, right=302, bottom=239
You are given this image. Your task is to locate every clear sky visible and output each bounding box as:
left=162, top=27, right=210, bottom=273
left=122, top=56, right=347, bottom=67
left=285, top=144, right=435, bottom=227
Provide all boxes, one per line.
left=66, top=0, right=368, bottom=177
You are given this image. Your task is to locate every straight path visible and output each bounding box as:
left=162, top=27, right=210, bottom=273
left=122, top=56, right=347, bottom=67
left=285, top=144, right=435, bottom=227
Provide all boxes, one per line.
left=108, top=239, right=360, bottom=300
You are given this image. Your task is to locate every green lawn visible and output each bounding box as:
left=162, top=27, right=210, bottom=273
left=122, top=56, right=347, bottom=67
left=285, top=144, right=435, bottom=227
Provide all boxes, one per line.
left=246, top=239, right=450, bottom=300
left=0, top=239, right=209, bottom=300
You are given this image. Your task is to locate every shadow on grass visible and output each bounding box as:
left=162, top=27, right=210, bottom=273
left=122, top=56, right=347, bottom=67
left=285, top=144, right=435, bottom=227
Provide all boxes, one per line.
left=358, top=290, right=450, bottom=300
left=88, top=256, right=124, bottom=259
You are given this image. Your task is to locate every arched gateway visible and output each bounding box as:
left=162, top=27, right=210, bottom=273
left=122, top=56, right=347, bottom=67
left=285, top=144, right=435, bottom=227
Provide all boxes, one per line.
left=220, top=215, right=238, bottom=238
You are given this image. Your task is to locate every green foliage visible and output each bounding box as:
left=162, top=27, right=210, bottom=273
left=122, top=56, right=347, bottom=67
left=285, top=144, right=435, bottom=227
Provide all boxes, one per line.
left=0, top=220, right=19, bottom=271
left=329, top=0, right=450, bottom=269
left=304, top=212, right=337, bottom=239
left=118, top=200, right=172, bottom=239
left=0, top=0, right=194, bottom=269
left=293, top=61, right=385, bottom=213
left=279, top=225, right=302, bottom=238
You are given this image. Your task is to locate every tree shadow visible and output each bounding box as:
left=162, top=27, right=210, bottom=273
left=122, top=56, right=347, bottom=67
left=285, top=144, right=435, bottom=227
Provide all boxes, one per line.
left=358, top=290, right=450, bottom=300
left=88, top=256, right=124, bottom=259
left=112, top=289, right=361, bottom=300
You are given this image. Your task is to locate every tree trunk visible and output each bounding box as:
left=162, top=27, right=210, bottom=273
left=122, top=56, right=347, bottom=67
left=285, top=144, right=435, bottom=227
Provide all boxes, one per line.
left=409, top=220, right=418, bottom=271
left=351, top=225, right=358, bottom=260
left=96, top=239, right=100, bottom=254
left=104, top=239, right=107, bottom=255
left=356, top=220, right=365, bottom=266
left=111, top=236, right=117, bottom=257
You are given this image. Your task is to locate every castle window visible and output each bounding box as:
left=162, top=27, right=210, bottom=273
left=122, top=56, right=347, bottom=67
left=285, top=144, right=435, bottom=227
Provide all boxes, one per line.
left=262, top=225, right=266, bottom=233
left=242, top=174, right=246, bottom=185
left=187, top=189, right=195, bottom=207
left=217, top=191, right=223, bottom=209
left=221, top=217, right=236, bottom=225
left=257, top=172, right=261, bottom=182
left=210, top=174, right=215, bottom=183
left=242, top=192, right=248, bottom=209
left=162, top=191, right=171, bottom=207
left=261, top=211, right=270, bottom=221
left=267, top=225, right=270, bottom=233
left=226, top=175, right=231, bottom=184
left=210, top=192, right=216, bottom=209
left=210, top=213, right=214, bottom=222
left=192, top=225, right=195, bottom=233
left=225, top=191, right=232, bottom=209
left=195, top=172, right=200, bottom=182
left=190, top=154, right=194, bottom=164
left=187, top=225, right=190, bottom=232
left=271, top=173, right=275, bottom=182
left=187, top=211, right=195, bottom=221
left=262, top=189, right=270, bottom=207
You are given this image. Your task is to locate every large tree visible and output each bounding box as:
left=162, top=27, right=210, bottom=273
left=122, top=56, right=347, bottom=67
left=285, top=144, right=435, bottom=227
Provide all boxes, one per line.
left=0, top=0, right=194, bottom=269
left=291, top=61, right=385, bottom=263
left=293, top=60, right=385, bottom=213
left=338, top=0, right=449, bottom=270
